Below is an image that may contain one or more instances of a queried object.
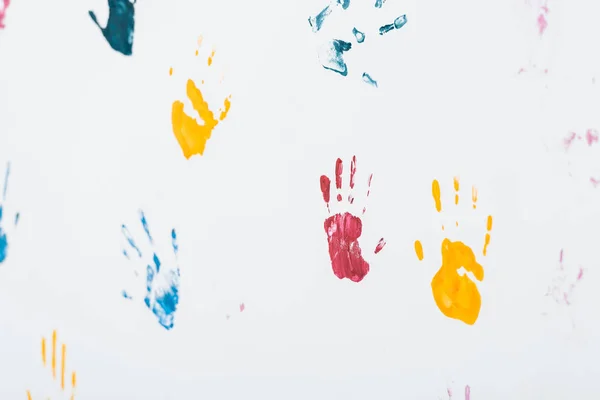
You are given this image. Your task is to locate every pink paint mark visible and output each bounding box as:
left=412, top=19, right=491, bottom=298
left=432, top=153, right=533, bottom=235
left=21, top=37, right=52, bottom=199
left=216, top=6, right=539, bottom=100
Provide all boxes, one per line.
left=324, top=212, right=369, bottom=282
left=335, top=158, right=343, bottom=202
left=350, top=156, right=357, bottom=188
left=585, top=129, right=598, bottom=146
left=465, top=385, right=471, bottom=400
left=559, top=248, right=563, bottom=263
left=374, top=238, right=386, bottom=254
left=0, top=0, right=10, bottom=29
left=563, top=131, right=577, bottom=150
left=320, top=156, right=382, bottom=282
left=239, top=303, right=245, bottom=312
left=320, top=175, right=331, bottom=212
left=590, top=177, right=600, bottom=187
left=537, top=13, right=548, bottom=36
left=447, top=388, right=453, bottom=399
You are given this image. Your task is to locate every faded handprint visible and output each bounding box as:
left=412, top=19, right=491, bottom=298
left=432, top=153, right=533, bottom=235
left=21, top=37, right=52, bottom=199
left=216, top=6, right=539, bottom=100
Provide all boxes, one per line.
left=26, top=330, right=77, bottom=400
left=89, top=0, right=136, bottom=56
left=121, top=210, right=180, bottom=330
left=0, top=162, right=20, bottom=264
left=562, top=129, right=600, bottom=187
left=319, top=156, right=386, bottom=282
left=414, top=178, right=493, bottom=325
left=308, top=0, right=408, bottom=86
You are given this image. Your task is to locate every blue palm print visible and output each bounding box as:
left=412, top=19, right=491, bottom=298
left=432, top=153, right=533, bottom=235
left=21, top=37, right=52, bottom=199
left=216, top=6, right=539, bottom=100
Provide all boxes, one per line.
left=89, top=0, right=137, bottom=56
left=0, top=162, right=20, bottom=264
left=121, top=210, right=180, bottom=330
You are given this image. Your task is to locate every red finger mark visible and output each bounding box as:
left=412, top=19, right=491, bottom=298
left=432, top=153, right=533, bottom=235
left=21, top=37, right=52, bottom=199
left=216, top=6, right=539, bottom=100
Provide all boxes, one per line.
left=320, top=175, right=331, bottom=204
left=366, top=173, right=373, bottom=197
left=350, top=155, right=357, bottom=189
left=374, top=238, right=386, bottom=254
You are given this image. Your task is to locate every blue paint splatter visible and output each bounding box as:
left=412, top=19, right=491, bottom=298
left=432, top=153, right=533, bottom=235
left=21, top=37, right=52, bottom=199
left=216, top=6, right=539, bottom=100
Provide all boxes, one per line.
left=0, top=162, right=19, bottom=265
left=379, top=14, right=407, bottom=35
left=89, top=0, right=136, bottom=56
left=352, top=28, right=365, bottom=43
left=374, top=0, right=386, bottom=8
left=309, top=0, right=350, bottom=33
left=362, top=73, right=378, bottom=87
left=318, top=39, right=352, bottom=76
left=122, top=210, right=180, bottom=330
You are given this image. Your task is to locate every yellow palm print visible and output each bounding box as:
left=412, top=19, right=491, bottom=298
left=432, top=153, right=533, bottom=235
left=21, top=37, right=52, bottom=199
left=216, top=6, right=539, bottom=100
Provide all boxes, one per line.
left=26, top=330, right=77, bottom=400
left=170, top=35, right=232, bottom=159
left=414, top=178, right=493, bottom=325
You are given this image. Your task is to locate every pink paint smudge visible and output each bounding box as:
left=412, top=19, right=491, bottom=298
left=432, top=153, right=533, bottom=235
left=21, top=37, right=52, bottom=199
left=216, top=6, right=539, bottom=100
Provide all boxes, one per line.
left=239, top=303, right=245, bottom=312
left=563, top=131, right=577, bottom=150
left=545, top=249, right=584, bottom=307
left=0, top=0, right=10, bottom=29
left=585, top=129, right=598, bottom=146
left=465, top=385, right=471, bottom=400
left=320, top=156, right=384, bottom=283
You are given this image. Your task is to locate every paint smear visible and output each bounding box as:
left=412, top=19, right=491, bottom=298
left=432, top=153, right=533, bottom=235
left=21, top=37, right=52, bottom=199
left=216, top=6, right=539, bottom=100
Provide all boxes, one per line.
left=562, top=129, right=600, bottom=186
left=362, top=73, right=378, bottom=87
left=352, top=27, right=365, bottom=43
left=171, top=47, right=232, bottom=159
left=0, top=0, right=11, bottom=29
left=379, top=15, right=407, bottom=35
left=0, top=162, right=19, bottom=264
left=374, top=0, right=386, bottom=8
left=320, top=156, right=384, bottom=282
left=416, top=179, right=492, bottom=325
left=32, top=330, right=77, bottom=399
left=89, top=0, right=136, bottom=56
left=121, top=211, right=181, bottom=330
left=308, top=0, right=351, bottom=32
left=318, top=39, right=352, bottom=76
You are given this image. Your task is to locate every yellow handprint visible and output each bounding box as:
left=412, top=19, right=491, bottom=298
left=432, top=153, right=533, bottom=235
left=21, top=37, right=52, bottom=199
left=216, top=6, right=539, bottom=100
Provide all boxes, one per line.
left=26, top=330, right=77, bottom=400
left=414, top=178, right=493, bottom=325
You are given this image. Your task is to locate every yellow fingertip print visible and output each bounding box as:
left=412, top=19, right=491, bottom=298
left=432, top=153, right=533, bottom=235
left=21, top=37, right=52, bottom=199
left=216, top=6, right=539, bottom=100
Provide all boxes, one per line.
left=432, top=179, right=442, bottom=212
left=414, top=240, right=424, bottom=261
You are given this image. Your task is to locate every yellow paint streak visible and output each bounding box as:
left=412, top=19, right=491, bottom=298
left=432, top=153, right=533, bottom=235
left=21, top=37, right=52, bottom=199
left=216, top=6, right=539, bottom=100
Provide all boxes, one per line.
left=61, top=344, right=66, bottom=390
left=171, top=79, right=231, bottom=159
left=169, top=67, right=173, bottom=76
left=52, top=330, right=56, bottom=379
left=431, top=239, right=484, bottom=325
left=197, top=35, right=203, bottom=47
left=195, top=49, right=198, bottom=56
left=455, top=221, right=458, bottom=227
left=453, top=177, right=460, bottom=204
left=42, top=338, right=46, bottom=366
left=207, top=49, right=216, bottom=66
left=72, top=372, right=77, bottom=388
left=432, top=180, right=442, bottom=212
left=483, top=215, right=493, bottom=256
left=472, top=187, right=478, bottom=209
left=414, top=240, right=424, bottom=261
left=27, top=390, right=32, bottom=400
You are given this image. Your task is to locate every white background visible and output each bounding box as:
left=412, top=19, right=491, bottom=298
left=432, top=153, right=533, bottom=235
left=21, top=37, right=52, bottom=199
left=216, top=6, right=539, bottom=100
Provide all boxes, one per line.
left=1, top=0, right=600, bottom=398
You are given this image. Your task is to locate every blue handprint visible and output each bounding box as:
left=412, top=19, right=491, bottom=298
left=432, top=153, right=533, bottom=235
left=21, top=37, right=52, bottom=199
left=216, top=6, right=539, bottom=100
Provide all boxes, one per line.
left=308, top=0, right=408, bottom=86
left=89, top=0, right=136, bottom=56
left=121, top=210, right=180, bottom=330
left=0, top=162, right=20, bottom=264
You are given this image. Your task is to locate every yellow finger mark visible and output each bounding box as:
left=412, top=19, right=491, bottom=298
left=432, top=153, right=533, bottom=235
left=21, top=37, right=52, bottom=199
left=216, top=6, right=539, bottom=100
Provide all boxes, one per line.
left=472, top=187, right=478, bottom=209
left=61, top=344, right=66, bottom=390
left=169, top=67, right=173, bottom=76
left=432, top=180, right=442, bottom=212
left=41, top=337, right=46, bottom=366
left=207, top=49, right=216, bottom=66
left=27, top=390, right=32, bottom=400
left=483, top=215, right=493, bottom=256
left=453, top=176, right=460, bottom=204
left=219, top=95, right=232, bottom=120
left=52, top=330, right=56, bottom=379
left=72, top=372, right=77, bottom=388
left=414, top=240, right=424, bottom=261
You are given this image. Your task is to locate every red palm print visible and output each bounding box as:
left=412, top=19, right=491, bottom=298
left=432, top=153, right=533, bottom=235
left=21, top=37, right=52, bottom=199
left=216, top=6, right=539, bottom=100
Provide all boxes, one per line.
left=320, top=156, right=386, bottom=282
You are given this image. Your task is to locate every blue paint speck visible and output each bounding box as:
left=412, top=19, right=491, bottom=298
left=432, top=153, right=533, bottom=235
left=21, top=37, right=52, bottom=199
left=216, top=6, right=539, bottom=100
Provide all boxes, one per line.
left=121, top=211, right=180, bottom=330
left=379, top=14, right=407, bottom=35
left=362, top=72, right=378, bottom=87
left=352, top=28, right=365, bottom=43
left=89, top=0, right=136, bottom=56
left=319, top=39, right=352, bottom=76
left=374, top=0, right=386, bottom=8
left=0, top=162, right=18, bottom=265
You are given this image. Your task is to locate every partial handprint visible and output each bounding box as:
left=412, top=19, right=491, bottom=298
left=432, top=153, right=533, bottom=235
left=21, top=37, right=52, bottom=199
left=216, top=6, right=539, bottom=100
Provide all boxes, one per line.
left=0, top=0, right=10, bottom=29
left=319, top=156, right=386, bottom=282
left=414, top=178, right=493, bottom=325
left=170, top=37, right=232, bottom=159
left=544, top=249, right=584, bottom=307
left=562, top=129, right=600, bottom=187
left=309, top=0, right=408, bottom=86
left=0, top=162, right=20, bottom=264
left=121, top=210, right=180, bottom=330
left=26, top=330, right=77, bottom=400
left=89, top=0, right=136, bottom=56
